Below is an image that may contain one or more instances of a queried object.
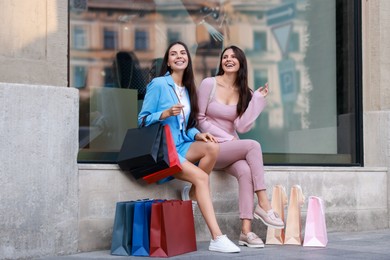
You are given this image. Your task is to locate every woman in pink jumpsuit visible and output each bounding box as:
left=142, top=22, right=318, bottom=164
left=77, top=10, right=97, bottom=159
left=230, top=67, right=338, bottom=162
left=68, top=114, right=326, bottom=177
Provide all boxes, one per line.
left=195, top=45, right=284, bottom=248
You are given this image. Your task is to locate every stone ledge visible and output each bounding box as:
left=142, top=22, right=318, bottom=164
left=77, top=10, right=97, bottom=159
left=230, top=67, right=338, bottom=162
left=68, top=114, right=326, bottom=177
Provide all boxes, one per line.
left=78, top=164, right=388, bottom=252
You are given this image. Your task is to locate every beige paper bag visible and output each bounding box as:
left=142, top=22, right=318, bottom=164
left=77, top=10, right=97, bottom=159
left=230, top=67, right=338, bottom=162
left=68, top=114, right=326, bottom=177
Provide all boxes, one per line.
left=266, top=185, right=288, bottom=245
left=284, top=185, right=305, bottom=245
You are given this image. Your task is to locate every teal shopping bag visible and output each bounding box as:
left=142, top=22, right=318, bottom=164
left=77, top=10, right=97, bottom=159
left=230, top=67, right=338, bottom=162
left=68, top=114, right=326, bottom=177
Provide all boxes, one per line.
left=110, top=201, right=136, bottom=256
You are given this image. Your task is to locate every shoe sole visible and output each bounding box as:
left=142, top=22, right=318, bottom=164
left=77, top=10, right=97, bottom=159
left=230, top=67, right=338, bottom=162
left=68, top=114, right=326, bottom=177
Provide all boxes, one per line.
left=238, top=241, right=264, bottom=248
left=208, top=247, right=240, bottom=253
left=253, top=213, right=285, bottom=229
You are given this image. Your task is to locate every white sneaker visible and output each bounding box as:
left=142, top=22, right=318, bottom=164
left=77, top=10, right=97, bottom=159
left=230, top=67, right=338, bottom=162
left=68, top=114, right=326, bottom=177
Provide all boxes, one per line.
left=181, top=185, right=197, bottom=213
left=181, top=185, right=191, bottom=200
left=209, top=235, right=241, bottom=253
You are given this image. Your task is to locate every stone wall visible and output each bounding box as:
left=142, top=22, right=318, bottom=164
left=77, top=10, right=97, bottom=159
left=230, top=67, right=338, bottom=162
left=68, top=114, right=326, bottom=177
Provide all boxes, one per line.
left=78, top=164, right=388, bottom=252
left=0, top=83, right=79, bottom=259
left=362, top=0, right=390, bottom=225
left=0, top=0, right=68, bottom=86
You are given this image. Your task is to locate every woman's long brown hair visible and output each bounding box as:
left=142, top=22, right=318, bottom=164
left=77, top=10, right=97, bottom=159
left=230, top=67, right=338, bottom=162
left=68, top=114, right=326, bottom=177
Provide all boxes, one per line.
left=159, top=41, right=199, bottom=130
left=216, top=45, right=252, bottom=117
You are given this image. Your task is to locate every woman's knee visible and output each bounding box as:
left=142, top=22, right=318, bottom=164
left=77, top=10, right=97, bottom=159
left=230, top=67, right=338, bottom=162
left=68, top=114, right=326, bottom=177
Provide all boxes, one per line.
left=205, top=142, right=219, bottom=157
left=247, top=139, right=262, bottom=152
left=193, top=170, right=210, bottom=188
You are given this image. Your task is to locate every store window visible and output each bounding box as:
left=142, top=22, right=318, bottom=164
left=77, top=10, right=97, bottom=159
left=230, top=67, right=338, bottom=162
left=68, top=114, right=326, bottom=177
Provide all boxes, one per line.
left=70, top=0, right=362, bottom=165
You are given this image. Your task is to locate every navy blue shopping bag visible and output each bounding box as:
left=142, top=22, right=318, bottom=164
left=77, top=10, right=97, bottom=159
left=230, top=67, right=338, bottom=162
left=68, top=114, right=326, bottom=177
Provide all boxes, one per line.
left=131, top=200, right=154, bottom=256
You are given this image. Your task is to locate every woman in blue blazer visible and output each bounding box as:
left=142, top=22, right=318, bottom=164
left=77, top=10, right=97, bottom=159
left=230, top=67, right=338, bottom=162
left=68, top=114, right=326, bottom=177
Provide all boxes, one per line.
left=138, top=41, right=240, bottom=253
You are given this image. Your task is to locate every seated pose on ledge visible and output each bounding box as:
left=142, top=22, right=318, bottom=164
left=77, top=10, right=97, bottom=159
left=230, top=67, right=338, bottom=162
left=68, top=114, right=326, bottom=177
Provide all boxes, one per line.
left=138, top=41, right=240, bottom=253
left=184, top=45, right=284, bottom=248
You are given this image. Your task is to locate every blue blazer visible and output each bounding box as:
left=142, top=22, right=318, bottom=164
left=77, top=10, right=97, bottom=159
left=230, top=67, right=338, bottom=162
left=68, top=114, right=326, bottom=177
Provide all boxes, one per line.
left=138, top=72, right=200, bottom=147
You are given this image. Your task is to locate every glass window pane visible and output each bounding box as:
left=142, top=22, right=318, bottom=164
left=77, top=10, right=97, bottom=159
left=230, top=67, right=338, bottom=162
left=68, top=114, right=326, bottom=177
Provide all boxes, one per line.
left=70, top=0, right=361, bottom=165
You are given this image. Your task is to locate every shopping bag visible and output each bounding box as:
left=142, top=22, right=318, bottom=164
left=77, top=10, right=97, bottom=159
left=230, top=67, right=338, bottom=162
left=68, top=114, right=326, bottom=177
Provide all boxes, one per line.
left=131, top=200, right=154, bottom=256
left=110, top=201, right=136, bottom=256
left=150, top=200, right=197, bottom=257
left=303, top=196, right=328, bottom=247
left=117, top=123, right=169, bottom=176
left=266, top=185, right=288, bottom=245
left=142, top=125, right=182, bottom=184
left=284, top=185, right=305, bottom=245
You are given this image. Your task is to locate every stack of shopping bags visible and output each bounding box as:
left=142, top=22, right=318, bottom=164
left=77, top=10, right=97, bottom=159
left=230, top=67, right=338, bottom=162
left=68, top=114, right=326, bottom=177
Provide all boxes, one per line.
left=266, top=185, right=328, bottom=247
left=110, top=199, right=197, bottom=257
left=117, top=124, right=181, bottom=184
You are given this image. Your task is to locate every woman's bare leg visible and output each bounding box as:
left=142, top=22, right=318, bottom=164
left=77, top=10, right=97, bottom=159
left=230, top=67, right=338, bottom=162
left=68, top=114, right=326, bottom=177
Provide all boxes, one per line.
left=186, top=141, right=219, bottom=174
left=174, top=160, right=222, bottom=239
left=183, top=141, right=219, bottom=200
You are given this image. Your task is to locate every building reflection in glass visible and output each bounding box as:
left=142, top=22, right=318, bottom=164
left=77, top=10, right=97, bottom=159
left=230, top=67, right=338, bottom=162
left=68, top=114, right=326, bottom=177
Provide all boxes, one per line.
left=71, top=0, right=353, bottom=164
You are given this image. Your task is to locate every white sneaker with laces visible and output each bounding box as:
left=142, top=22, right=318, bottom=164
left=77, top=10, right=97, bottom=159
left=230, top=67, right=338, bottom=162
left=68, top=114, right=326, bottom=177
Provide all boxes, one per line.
left=209, top=235, right=241, bottom=253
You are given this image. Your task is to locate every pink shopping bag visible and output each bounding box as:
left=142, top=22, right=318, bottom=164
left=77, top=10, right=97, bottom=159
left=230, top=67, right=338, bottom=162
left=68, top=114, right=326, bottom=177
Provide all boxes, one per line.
left=284, top=185, right=305, bottom=245
left=303, top=196, right=328, bottom=247
left=266, top=185, right=288, bottom=245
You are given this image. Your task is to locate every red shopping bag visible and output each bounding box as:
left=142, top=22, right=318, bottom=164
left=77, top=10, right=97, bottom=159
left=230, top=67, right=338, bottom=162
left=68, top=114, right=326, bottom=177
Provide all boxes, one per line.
left=284, top=185, right=305, bottom=245
left=266, top=185, right=288, bottom=245
left=143, top=125, right=182, bottom=184
left=303, top=196, right=328, bottom=247
left=149, top=200, right=197, bottom=257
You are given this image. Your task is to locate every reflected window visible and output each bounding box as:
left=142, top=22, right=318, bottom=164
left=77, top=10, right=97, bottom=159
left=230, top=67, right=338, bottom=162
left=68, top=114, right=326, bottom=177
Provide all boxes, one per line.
left=254, top=31, right=267, bottom=52
left=103, top=28, right=117, bottom=50
left=135, top=29, right=148, bottom=50
left=168, top=30, right=181, bottom=45
left=73, top=26, right=87, bottom=49
left=254, top=69, right=268, bottom=88
left=103, top=67, right=115, bottom=88
left=289, top=31, right=300, bottom=52
left=73, top=66, right=86, bottom=88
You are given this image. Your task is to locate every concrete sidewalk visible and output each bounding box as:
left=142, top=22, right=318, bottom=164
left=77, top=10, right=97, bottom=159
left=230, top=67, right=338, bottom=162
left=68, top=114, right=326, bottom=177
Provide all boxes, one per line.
left=38, top=229, right=390, bottom=260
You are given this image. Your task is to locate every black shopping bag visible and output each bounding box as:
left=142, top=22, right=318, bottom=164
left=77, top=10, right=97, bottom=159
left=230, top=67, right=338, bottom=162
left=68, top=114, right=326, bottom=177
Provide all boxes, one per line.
left=110, top=201, right=136, bottom=256
left=117, top=124, right=169, bottom=175
left=127, top=127, right=170, bottom=179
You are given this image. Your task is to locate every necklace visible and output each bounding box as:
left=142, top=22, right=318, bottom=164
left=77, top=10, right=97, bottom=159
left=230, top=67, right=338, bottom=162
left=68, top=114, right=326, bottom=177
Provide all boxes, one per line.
left=175, top=84, right=185, bottom=98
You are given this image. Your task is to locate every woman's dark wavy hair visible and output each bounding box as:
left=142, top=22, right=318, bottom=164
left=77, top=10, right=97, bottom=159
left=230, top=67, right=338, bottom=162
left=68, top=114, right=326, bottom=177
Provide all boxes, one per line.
left=159, top=41, right=198, bottom=130
left=216, top=45, right=252, bottom=117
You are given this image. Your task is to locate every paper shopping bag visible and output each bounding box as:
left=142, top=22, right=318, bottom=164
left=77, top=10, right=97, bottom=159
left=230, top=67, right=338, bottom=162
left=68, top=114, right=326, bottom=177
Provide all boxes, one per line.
left=150, top=200, right=197, bottom=257
left=266, top=185, right=288, bottom=245
left=117, top=123, right=169, bottom=177
left=143, top=125, right=182, bottom=184
left=131, top=200, right=154, bottom=256
left=284, top=185, right=305, bottom=245
left=303, top=196, right=328, bottom=247
left=110, top=201, right=136, bottom=256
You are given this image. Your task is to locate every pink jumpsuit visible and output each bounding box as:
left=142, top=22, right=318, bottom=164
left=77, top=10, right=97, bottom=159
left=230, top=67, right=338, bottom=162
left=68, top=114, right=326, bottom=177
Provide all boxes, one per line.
left=197, top=77, right=267, bottom=220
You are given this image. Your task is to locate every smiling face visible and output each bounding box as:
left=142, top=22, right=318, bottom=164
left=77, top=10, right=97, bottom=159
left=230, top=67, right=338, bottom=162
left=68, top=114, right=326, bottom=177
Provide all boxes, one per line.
left=167, top=43, right=189, bottom=73
left=221, top=48, right=240, bottom=74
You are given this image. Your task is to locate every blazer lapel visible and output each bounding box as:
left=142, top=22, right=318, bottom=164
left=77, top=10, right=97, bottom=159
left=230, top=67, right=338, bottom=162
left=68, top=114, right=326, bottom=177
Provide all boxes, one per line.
left=164, top=73, right=182, bottom=127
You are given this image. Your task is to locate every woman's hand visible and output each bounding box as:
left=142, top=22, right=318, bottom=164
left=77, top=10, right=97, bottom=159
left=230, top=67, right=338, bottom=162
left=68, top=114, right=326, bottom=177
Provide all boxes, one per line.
left=195, top=132, right=218, bottom=143
left=160, top=103, right=184, bottom=120
left=258, top=82, right=269, bottom=97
